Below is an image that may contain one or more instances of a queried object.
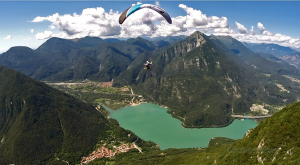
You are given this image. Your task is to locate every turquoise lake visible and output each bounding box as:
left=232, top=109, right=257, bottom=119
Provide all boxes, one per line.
left=105, top=103, right=258, bottom=150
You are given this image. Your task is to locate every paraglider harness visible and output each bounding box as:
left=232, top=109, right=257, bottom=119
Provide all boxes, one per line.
left=144, top=59, right=155, bottom=77
left=144, top=60, right=152, bottom=70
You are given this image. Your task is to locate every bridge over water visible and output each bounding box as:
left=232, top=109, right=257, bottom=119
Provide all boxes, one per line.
left=231, top=115, right=272, bottom=119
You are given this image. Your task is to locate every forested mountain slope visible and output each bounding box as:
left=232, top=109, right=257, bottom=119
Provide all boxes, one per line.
left=0, top=66, right=155, bottom=164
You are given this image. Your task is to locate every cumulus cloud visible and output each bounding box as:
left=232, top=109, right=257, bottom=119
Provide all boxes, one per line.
left=257, top=22, right=265, bottom=33
left=235, top=22, right=248, bottom=34
left=30, top=4, right=300, bottom=49
left=214, top=28, right=231, bottom=34
left=132, top=2, right=142, bottom=6
left=262, top=30, right=273, bottom=36
left=178, top=4, right=228, bottom=35
left=250, top=26, right=255, bottom=35
left=211, top=20, right=300, bottom=49
left=30, top=4, right=229, bottom=39
left=32, top=7, right=123, bottom=39
left=229, top=23, right=300, bottom=49
left=207, top=16, right=228, bottom=28
left=3, top=35, right=12, bottom=40
left=35, top=30, right=53, bottom=40
left=179, top=4, right=208, bottom=27
left=29, top=29, right=34, bottom=33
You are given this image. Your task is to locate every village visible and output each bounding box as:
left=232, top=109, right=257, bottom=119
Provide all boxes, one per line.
left=80, top=143, right=142, bottom=164
left=250, top=104, right=269, bottom=115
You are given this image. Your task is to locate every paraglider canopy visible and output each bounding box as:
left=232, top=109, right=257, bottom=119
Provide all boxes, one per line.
left=119, top=4, right=172, bottom=24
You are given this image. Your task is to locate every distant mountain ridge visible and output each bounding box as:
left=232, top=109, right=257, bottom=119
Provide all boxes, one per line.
left=1, top=33, right=300, bottom=127
left=0, top=36, right=158, bottom=81
left=243, top=42, right=297, bottom=57
left=210, top=35, right=299, bottom=76
left=46, top=37, right=157, bottom=82
left=280, top=52, right=300, bottom=69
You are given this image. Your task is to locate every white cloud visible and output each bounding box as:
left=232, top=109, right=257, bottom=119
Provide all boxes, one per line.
left=3, top=35, right=12, bottom=40
left=29, top=29, right=34, bottom=33
left=35, top=30, right=53, bottom=40
left=214, top=28, right=231, bottom=34
left=250, top=26, right=255, bottom=35
left=227, top=27, right=300, bottom=49
left=179, top=4, right=208, bottom=28
left=262, top=30, right=273, bottom=36
left=207, top=16, right=228, bottom=29
left=178, top=4, right=229, bottom=32
left=132, top=2, right=142, bottom=6
left=155, top=1, right=160, bottom=6
left=30, top=4, right=229, bottom=39
left=235, top=22, right=248, bottom=34
left=29, top=4, right=300, bottom=49
left=212, top=21, right=300, bottom=49
left=32, top=13, right=60, bottom=23
left=32, top=7, right=122, bottom=39
left=257, top=22, right=265, bottom=33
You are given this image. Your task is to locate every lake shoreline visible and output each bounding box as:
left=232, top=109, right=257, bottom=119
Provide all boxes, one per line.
left=181, top=119, right=235, bottom=129
left=108, top=103, right=258, bottom=149
left=104, top=102, right=252, bottom=129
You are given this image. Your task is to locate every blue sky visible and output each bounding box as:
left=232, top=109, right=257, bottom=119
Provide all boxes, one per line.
left=1, top=1, right=300, bottom=53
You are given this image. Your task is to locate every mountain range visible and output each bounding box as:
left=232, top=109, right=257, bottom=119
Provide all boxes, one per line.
left=1, top=31, right=300, bottom=163
left=0, top=62, right=299, bottom=164
left=243, top=42, right=300, bottom=70
left=243, top=42, right=297, bottom=57
left=1, top=32, right=300, bottom=127
left=0, top=36, right=156, bottom=81
left=115, top=31, right=300, bottom=127
left=280, top=52, right=300, bottom=69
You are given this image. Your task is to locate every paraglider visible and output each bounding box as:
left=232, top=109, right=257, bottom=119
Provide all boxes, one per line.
left=144, top=60, right=152, bottom=70
left=119, top=3, right=172, bottom=24
left=119, top=3, right=167, bottom=73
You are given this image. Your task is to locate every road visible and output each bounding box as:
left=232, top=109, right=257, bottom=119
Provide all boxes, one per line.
left=231, top=115, right=272, bottom=119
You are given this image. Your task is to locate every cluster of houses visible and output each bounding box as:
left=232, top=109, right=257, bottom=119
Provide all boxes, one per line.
left=81, top=143, right=138, bottom=164
left=250, top=104, right=269, bottom=115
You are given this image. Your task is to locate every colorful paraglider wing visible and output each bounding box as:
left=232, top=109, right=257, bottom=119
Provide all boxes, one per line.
left=119, top=4, right=172, bottom=24
left=119, top=7, right=131, bottom=24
